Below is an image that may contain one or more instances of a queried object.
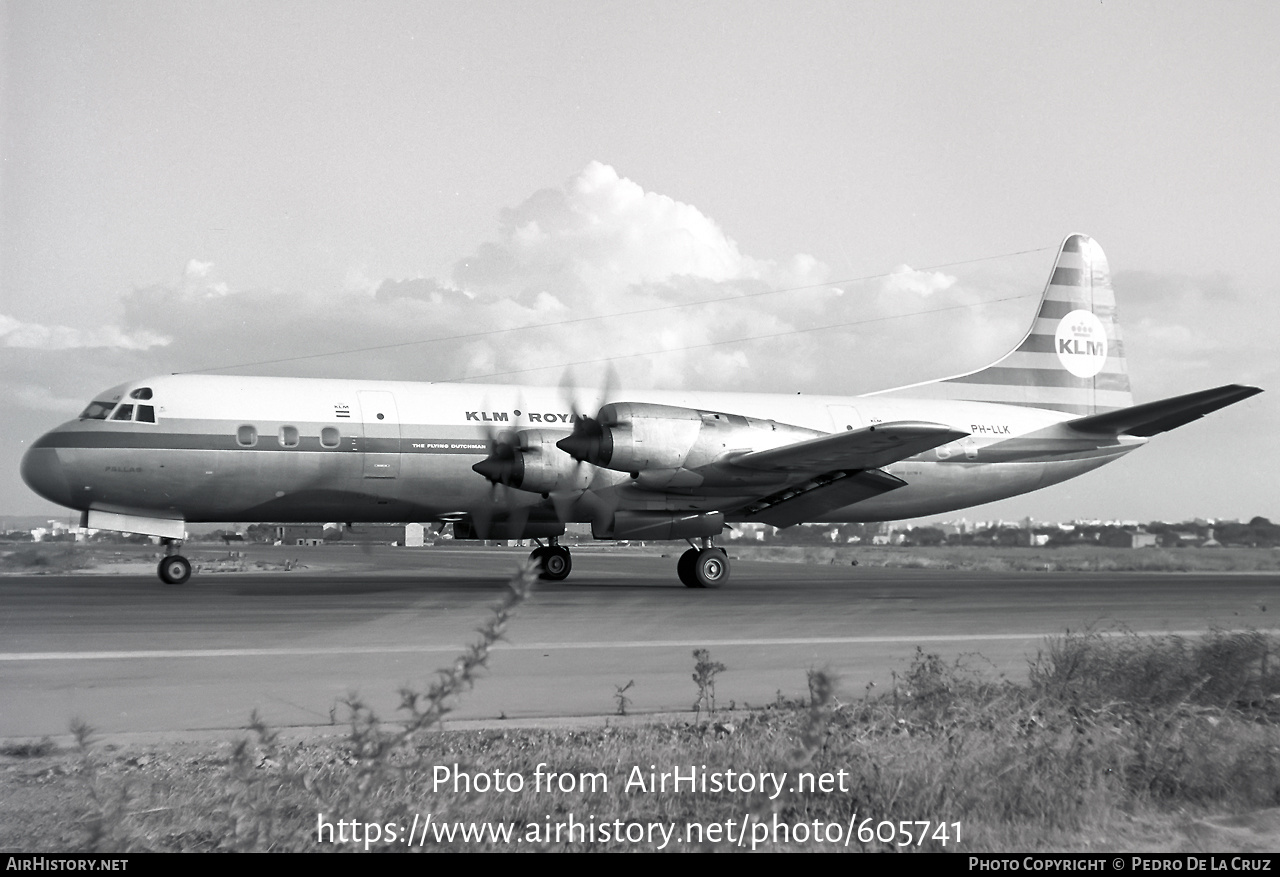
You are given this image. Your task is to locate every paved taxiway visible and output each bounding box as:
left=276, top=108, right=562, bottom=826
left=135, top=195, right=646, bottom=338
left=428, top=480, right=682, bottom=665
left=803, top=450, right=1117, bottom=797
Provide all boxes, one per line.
left=2, top=547, right=1277, bottom=739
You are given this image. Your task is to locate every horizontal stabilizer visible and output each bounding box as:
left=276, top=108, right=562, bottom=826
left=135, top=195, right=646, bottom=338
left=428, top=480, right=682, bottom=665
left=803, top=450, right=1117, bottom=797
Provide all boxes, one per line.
left=1065, top=384, right=1262, bottom=437
left=731, top=421, right=969, bottom=473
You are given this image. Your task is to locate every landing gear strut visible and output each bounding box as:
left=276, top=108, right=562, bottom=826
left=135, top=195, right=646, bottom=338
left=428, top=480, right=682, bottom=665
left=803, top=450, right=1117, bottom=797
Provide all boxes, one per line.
left=677, top=538, right=729, bottom=589
left=157, top=539, right=191, bottom=585
left=529, top=538, right=572, bottom=581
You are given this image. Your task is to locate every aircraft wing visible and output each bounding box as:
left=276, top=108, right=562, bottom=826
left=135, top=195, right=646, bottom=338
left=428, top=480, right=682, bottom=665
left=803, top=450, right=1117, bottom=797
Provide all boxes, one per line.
left=1065, top=384, right=1262, bottom=437
left=729, top=421, right=969, bottom=472
left=738, top=469, right=910, bottom=528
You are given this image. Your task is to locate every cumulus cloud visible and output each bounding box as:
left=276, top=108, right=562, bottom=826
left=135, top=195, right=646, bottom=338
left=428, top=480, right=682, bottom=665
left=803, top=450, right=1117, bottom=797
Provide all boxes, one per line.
left=182, top=259, right=230, bottom=297
left=883, top=264, right=958, bottom=297
left=1104, top=269, right=1272, bottom=397
left=0, top=313, right=170, bottom=351
left=454, top=161, right=764, bottom=294
left=373, top=277, right=470, bottom=304
left=95, top=163, right=1060, bottom=396
left=2, top=381, right=89, bottom=414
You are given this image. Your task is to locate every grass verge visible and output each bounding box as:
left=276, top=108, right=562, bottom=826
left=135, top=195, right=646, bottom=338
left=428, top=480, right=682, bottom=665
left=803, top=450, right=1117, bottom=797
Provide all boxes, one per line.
left=0, top=545, right=92, bottom=573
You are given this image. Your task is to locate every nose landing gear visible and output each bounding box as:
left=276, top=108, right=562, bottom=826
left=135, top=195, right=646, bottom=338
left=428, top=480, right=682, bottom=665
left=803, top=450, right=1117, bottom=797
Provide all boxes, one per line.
left=157, top=540, right=191, bottom=585
left=529, top=537, right=572, bottom=581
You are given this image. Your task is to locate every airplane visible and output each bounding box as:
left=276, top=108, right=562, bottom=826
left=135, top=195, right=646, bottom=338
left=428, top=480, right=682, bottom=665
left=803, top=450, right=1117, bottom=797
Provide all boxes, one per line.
left=20, top=234, right=1261, bottom=587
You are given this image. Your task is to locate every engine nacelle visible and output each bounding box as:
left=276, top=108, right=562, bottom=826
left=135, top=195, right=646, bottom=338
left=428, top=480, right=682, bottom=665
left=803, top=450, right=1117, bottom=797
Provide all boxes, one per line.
left=558, top=402, right=823, bottom=477
left=512, top=429, right=594, bottom=494
left=595, top=402, right=702, bottom=472
left=472, top=429, right=593, bottom=494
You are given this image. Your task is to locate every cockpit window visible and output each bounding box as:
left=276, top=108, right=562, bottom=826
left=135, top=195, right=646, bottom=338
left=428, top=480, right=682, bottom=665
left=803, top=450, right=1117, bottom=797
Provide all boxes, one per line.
left=111, top=404, right=134, bottom=421
left=129, top=387, right=153, bottom=400
left=136, top=405, right=156, bottom=423
left=79, top=401, right=116, bottom=420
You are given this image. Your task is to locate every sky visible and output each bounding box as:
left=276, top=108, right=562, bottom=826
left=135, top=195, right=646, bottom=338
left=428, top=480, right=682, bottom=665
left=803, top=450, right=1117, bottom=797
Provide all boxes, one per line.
left=2, top=1, right=1276, bottom=524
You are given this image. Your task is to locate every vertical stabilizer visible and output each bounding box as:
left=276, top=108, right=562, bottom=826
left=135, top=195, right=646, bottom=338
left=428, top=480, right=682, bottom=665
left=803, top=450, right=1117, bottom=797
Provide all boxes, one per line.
left=868, top=234, right=1132, bottom=415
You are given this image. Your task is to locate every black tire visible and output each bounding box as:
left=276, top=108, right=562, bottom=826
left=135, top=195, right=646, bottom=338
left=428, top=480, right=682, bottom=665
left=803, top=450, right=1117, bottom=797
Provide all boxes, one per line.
left=677, top=548, right=700, bottom=588
left=158, top=555, right=192, bottom=585
left=540, top=546, right=572, bottom=581
left=693, top=547, right=729, bottom=588
left=528, top=546, right=548, bottom=573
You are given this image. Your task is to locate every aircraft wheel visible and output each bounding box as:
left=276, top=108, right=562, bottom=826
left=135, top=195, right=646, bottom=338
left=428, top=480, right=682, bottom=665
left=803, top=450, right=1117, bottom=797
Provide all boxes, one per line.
left=528, top=546, right=548, bottom=572
left=693, top=547, right=729, bottom=588
left=540, top=545, right=572, bottom=581
left=677, top=548, right=700, bottom=588
left=158, top=555, right=192, bottom=585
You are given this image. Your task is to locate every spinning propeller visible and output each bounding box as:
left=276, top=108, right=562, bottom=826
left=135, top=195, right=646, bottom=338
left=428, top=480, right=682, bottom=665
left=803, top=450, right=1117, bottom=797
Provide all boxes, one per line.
left=554, top=365, right=626, bottom=528
left=468, top=395, right=533, bottom=539
left=556, top=364, right=621, bottom=468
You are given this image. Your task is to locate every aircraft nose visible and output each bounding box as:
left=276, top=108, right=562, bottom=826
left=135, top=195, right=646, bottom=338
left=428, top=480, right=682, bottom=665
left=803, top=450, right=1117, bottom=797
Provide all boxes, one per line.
left=20, top=444, right=74, bottom=508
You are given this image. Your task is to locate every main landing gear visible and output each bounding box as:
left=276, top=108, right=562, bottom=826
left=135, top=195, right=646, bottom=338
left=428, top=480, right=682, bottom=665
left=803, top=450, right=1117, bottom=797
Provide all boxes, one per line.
left=157, top=539, right=191, bottom=585
left=529, top=538, right=572, bottom=581
left=526, top=536, right=730, bottom=587
left=677, top=538, right=729, bottom=589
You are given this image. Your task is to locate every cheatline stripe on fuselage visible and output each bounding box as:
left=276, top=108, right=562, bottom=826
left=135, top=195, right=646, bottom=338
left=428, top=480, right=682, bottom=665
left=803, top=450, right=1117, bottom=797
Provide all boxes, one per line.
left=29, top=428, right=1136, bottom=464
left=35, top=431, right=490, bottom=454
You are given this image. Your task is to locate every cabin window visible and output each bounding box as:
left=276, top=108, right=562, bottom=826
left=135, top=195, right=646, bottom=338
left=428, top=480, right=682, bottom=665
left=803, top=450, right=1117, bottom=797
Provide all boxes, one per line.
left=79, top=400, right=116, bottom=420
left=136, top=405, right=156, bottom=423
left=129, top=388, right=153, bottom=400
left=320, top=427, right=340, bottom=449
left=237, top=425, right=258, bottom=447
left=111, top=404, right=134, bottom=421
left=278, top=425, right=300, bottom=448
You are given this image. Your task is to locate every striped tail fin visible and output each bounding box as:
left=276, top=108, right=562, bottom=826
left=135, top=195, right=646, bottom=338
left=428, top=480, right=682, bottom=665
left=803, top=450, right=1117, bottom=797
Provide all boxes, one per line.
left=870, top=234, right=1133, bottom=415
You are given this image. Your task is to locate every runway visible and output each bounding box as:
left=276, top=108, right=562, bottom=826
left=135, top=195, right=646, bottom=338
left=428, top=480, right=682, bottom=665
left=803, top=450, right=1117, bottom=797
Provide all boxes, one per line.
left=2, top=546, right=1277, bottom=739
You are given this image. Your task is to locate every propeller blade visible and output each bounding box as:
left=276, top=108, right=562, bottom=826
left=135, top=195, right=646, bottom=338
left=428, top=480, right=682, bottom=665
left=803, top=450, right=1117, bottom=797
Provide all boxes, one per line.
left=469, top=493, right=496, bottom=539
left=549, top=490, right=581, bottom=524
left=472, top=428, right=524, bottom=486
left=504, top=500, right=532, bottom=543
left=575, top=484, right=622, bottom=532
left=556, top=362, right=622, bottom=466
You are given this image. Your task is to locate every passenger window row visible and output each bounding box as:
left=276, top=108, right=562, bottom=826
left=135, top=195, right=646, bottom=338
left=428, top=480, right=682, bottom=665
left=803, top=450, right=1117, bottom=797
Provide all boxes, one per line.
left=236, top=425, right=343, bottom=449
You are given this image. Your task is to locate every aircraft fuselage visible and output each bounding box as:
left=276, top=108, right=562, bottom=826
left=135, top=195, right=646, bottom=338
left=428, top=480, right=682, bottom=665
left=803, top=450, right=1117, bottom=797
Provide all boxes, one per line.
left=22, top=373, right=1143, bottom=528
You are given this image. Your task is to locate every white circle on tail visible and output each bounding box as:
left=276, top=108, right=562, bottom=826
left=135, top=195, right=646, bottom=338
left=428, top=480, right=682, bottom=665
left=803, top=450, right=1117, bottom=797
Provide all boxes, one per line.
left=1054, top=309, right=1108, bottom=378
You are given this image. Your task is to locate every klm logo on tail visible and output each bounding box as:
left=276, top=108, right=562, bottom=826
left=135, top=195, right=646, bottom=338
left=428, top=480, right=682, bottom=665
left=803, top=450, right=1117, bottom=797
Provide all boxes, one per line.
left=1054, top=310, right=1108, bottom=377
left=868, top=233, right=1133, bottom=416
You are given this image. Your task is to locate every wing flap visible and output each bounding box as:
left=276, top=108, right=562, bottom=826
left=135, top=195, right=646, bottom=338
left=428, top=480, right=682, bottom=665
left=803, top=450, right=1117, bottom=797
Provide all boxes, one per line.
left=1066, top=384, right=1262, bottom=437
left=745, top=469, right=907, bottom=528
left=731, top=421, right=969, bottom=473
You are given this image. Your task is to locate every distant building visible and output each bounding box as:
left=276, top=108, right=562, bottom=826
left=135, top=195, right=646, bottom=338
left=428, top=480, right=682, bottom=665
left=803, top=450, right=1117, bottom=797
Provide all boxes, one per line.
left=276, top=524, right=326, bottom=545
left=728, top=522, right=766, bottom=541
left=1121, top=531, right=1159, bottom=549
